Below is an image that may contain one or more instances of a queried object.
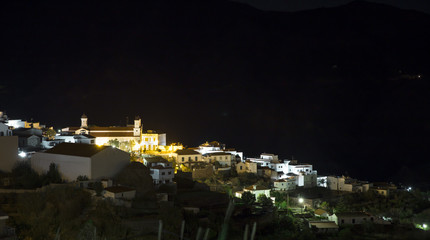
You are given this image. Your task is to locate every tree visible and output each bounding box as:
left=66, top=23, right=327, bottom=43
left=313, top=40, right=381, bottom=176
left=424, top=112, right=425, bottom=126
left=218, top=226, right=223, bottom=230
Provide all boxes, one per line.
left=241, top=191, right=256, bottom=206
left=43, top=128, right=57, bottom=140
left=257, top=194, right=273, bottom=208
left=213, top=161, right=222, bottom=169
left=11, top=161, right=42, bottom=189
left=42, top=163, right=62, bottom=185
left=107, top=139, right=120, bottom=148
left=77, top=175, right=89, bottom=181
left=93, top=182, right=104, bottom=196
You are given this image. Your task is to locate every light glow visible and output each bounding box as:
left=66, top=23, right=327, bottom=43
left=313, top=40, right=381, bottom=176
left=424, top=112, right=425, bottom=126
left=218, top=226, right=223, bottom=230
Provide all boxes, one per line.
left=18, top=152, right=27, bottom=158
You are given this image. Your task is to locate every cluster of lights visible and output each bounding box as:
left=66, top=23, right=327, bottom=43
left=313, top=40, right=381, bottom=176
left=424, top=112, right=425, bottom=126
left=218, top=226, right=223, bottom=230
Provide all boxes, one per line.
left=407, top=187, right=412, bottom=192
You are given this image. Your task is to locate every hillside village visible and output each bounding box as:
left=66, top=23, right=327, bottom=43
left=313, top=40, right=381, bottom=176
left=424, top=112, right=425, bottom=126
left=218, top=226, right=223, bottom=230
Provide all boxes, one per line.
left=0, top=111, right=429, bottom=239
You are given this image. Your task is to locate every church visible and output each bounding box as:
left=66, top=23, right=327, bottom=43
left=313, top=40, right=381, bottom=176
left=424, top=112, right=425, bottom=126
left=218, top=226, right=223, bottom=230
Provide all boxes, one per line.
left=61, top=114, right=166, bottom=151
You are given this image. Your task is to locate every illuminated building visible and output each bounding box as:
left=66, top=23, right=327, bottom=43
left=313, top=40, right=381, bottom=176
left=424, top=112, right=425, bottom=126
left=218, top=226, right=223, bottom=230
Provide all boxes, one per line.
left=61, top=114, right=166, bottom=151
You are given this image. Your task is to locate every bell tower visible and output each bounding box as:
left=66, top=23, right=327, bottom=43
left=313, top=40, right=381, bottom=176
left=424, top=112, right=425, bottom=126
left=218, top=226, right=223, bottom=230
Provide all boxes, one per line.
left=134, top=116, right=141, bottom=137
left=81, top=114, right=88, bottom=128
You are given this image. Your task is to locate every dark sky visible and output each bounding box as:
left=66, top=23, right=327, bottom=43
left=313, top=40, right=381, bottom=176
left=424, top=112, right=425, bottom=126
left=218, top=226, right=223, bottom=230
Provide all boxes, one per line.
left=1, top=0, right=430, bottom=187
left=233, top=0, right=430, bottom=13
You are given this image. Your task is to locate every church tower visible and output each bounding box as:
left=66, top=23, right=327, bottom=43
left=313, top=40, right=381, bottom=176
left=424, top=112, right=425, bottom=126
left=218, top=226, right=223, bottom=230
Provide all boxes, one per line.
left=134, top=116, right=141, bottom=137
left=81, top=114, right=88, bottom=128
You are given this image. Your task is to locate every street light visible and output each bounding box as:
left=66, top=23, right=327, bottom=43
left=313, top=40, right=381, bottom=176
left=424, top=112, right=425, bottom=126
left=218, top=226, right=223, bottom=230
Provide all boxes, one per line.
left=423, top=224, right=428, bottom=230
left=299, top=198, right=304, bottom=213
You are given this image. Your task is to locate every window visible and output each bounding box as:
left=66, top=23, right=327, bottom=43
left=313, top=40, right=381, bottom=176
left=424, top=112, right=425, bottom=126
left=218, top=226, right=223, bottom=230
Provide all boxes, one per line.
left=370, top=217, right=374, bottom=222
left=352, top=219, right=355, bottom=224
left=240, top=166, right=243, bottom=170
left=162, top=172, right=165, bottom=175
left=188, top=157, right=191, bottom=161
left=182, top=157, right=184, bottom=162
left=195, top=156, right=198, bottom=161
left=168, top=171, right=171, bottom=175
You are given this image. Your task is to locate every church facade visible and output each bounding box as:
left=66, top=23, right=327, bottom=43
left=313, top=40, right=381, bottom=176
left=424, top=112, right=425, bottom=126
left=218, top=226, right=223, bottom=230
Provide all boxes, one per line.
left=61, top=114, right=162, bottom=151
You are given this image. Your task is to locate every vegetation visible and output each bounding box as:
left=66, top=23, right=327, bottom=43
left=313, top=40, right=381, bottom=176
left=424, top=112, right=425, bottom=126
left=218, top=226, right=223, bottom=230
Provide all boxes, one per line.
left=241, top=192, right=256, bottom=206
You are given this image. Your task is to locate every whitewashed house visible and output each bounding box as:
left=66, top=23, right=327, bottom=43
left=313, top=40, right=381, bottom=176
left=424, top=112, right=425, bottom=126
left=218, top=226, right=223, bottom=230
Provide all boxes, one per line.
left=31, top=143, right=130, bottom=181
left=143, top=156, right=174, bottom=185
left=329, top=212, right=375, bottom=225
left=235, top=185, right=271, bottom=199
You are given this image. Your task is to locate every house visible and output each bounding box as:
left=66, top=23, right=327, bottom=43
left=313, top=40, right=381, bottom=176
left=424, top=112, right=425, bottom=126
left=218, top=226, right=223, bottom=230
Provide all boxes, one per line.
left=236, top=161, right=257, bottom=174
left=104, top=186, right=136, bottom=200
left=173, top=149, right=202, bottom=164
left=194, top=141, right=244, bottom=160
left=12, top=128, right=43, bottom=150
left=329, top=212, right=375, bottom=225
left=0, top=122, right=12, bottom=136
left=143, top=156, right=174, bottom=185
left=273, top=178, right=296, bottom=191
left=235, top=185, right=271, bottom=199
left=308, top=221, right=339, bottom=233
left=327, top=176, right=371, bottom=192
left=202, top=152, right=233, bottom=167
left=370, top=182, right=397, bottom=196
left=31, top=143, right=130, bottom=181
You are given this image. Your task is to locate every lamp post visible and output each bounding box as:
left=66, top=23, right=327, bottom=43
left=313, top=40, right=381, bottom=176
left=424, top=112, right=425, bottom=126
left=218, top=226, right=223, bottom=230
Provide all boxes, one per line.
left=299, top=197, right=304, bottom=213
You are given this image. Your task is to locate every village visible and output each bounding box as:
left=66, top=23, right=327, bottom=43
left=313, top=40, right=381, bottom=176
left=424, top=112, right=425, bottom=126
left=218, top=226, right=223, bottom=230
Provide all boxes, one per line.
left=0, top=111, right=429, bottom=239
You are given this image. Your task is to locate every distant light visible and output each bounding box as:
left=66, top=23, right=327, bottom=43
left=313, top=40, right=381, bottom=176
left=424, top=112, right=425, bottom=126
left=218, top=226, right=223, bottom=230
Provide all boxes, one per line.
left=424, top=224, right=428, bottom=229
left=417, top=75, right=422, bottom=79
left=18, top=152, right=27, bottom=158
left=407, top=187, right=412, bottom=192
left=299, top=198, right=304, bottom=203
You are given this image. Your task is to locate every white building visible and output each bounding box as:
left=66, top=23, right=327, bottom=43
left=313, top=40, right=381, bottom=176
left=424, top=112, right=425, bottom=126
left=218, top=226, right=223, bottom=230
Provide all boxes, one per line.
left=195, top=141, right=243, bottom=160
left=0, top=122, right=12, bottom=137
left=143, top=156, right=174, bottom=185
left=31, top=143, right=130, bottom=181
left=62, top=115, right=166, bottom=151
left=235, top=185, right=271, bottom=199
left=329, top=212, right=375, bottom=225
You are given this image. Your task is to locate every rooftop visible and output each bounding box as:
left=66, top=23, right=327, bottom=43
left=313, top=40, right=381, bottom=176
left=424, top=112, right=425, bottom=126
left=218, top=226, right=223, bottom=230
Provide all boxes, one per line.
left=244, top=185, right=270, bottom=191
left=45, top=143, right=110, bottom=157
left=175, top=149, right=201, bottom=155
left=203, top=152, right=231, bottom=156
left=309, top=221, right=338, bottom=229
left=335, top=212, right=371, bottom=218
left=144, top=156, right=168, bottom=163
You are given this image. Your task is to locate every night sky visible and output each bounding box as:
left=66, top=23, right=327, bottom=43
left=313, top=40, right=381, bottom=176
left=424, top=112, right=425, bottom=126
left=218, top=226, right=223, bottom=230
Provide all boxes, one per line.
left=1, top=0, right=430, bottom=187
